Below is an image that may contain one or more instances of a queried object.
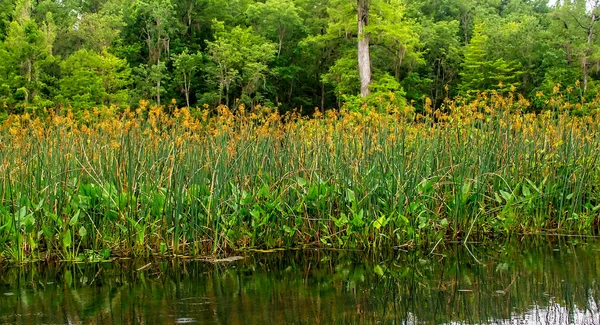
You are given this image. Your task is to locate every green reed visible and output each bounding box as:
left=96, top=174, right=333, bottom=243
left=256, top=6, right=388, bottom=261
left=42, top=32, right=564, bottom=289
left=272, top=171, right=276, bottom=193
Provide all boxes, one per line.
left=0, top=102, right=599, bottom=260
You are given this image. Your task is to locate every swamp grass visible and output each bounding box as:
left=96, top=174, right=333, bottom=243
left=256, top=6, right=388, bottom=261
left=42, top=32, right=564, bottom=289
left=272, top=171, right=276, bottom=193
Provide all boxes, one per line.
left=1, top=92, right=600, bottom=261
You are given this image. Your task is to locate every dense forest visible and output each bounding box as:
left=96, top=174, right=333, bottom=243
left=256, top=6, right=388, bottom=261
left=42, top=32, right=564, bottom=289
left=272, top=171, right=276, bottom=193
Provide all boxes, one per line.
left=0, top=0, right=597, bottom=116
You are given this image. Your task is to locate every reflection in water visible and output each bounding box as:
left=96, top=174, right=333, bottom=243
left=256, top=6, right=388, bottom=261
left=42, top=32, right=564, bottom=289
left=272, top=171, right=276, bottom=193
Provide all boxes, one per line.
left=0, top=238, right=599, bottom=324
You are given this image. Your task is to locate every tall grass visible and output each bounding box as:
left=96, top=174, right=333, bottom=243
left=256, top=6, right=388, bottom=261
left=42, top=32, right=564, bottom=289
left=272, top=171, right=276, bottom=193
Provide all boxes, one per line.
left=1, top=92, right=600, bottom=261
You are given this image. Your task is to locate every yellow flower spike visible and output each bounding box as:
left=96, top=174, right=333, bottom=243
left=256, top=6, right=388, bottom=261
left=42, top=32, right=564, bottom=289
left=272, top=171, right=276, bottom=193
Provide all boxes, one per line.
left=425, top=97, right=433, bottom=114
left=139, top=100, right=150, bottom=110
left=109, top=140, right=121, bottom=150
left=553, top=84, right=561, bottom=94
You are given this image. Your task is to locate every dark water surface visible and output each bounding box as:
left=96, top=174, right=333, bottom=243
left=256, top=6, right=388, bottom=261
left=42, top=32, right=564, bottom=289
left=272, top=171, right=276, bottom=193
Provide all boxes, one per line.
left=0, top=238, right=599, bottom=324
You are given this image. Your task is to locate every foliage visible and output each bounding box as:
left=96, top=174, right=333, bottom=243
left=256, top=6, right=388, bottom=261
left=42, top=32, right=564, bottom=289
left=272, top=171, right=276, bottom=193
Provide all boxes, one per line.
left=58, top=49, right=131, bottom=110
left=0, top=0, right=595, bottom=111
left=1, top=92, right=600, bottom=260
left=205, top=22, right=276, bottom=107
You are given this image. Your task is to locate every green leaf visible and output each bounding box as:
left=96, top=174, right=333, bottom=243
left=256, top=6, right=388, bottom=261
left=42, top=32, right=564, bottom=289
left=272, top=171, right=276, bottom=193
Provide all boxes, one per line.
left=283, top=225, right=295, bottom=234
left=101, top=248, right=111, bottom=259
left=117, top=224, right=128, bottom=234
left=500, top=190, right=512, bottom=202
left=351, top=209, right=365, bottom=227
left=461, top=181, right=472, bottom=202
left=63, top=229, right=72, bottom=248
left=373, top=216, right=387, bottom=229
left=440, top=218, right=449, bottom=227
left=398, top=214, right=409, bottom=225
left=105, top=209, right=118, bottom=221
left=250, top=208, right=262, bottom=220
left=374, top=265, right=385, bottom=276
left=226, top=229, right=235, bottom=238
left=346, top=188, right=356, bottom=203
left=525, top=178, right=541, bottom=193
left=35, top=199, right=44, bottom=211
left=69, top=210, right=80, bottom=226
left=78, top=226, right=88, bottom=237
left=136, top=228, right=144, bottom=245
left=64, top=270, right=73, bottom=287
left=332, top=214, right=349, bottom=228
left=494, top=193, right=503, bottom=204
left=296, top=177, right=307, bottom=187
left=18, top=206, right=26, bottom=221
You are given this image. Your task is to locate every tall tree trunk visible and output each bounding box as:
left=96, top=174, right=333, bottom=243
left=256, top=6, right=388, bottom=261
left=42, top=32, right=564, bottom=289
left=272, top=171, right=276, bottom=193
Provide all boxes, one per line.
left=357, top=0, right=371, bottom=98
left=156, top=58, right=161, bottom=106
left=184, top=75, right=190, bottom=108
left=225, top=82, right=230, bottom=108
left=157, top=78, right=161, bottom=106
left=278, top=28, right=285, bottom=57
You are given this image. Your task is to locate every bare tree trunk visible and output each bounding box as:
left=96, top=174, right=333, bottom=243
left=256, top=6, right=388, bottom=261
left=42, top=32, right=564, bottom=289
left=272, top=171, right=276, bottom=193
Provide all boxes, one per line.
left=461, top=15, right=470, bottom=46
left=278, top=28, right=285, bottom=57
left=157, top=79, right=161, bottom=106
left=225, top=83, right=230, bottom=108
left=185, top=78, right=190, bottom=108
left=357, top=0, right=371, bottom=98
left=156, top=58, right=161, bottom=106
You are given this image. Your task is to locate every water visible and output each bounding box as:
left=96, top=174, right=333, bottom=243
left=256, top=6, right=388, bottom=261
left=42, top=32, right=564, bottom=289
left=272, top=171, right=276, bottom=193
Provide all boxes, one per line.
left=0, top=238, right=599, bottom=324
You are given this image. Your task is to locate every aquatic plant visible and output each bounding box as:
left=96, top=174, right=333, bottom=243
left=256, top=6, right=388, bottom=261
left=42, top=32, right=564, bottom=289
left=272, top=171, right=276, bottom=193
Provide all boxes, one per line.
left=0, top=92, right=599, bottom=261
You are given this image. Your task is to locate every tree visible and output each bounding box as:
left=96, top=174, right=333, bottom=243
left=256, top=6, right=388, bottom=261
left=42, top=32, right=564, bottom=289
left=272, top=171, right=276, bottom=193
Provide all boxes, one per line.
left=59, top=49, right=131, bottom=109
left=0, top=0, right=56, bottom=110
left=132, top=62, right=169, bottom=106
left=552, top=0, right=600, bottom=93
left=205, top=22, right=276, bottom=106
left=135, top=0, right=180, bottom=105
left=420, top=19, right=462, bottom=103
left=75, top=11, right=124, bottom=52
left=0, top=0, right=15, bottom=41
left=369, top=0, right=421, bottom=80
left=0, top=0, right=591, bottom=112
left=317, top=0, right=417, bottom=103
left=459, top=23, right=521, bottom=96
left=357, top=0, right=371, bottom=97
left=246, top=0, right=304, bottom=57
left=172, top=50, right=202, bottom=107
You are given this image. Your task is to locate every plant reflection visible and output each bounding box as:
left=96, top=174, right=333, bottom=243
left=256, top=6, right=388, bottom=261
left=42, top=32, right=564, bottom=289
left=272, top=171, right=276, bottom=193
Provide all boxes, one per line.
left=0, top=238, right=598, bottom=324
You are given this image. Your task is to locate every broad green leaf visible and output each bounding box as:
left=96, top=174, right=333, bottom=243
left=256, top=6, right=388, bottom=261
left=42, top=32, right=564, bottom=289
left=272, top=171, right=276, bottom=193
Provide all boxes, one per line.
left=69, top=210, right=80, bottom=226
left=63, top=229, right=72, bottom=248
left=440, top=218, right=449, bottom=227
left=461, top=181, right=472, bottom=202
left=346, top=188, right=356, bottom=203
left=283, top=225, right=295, bottom=234
left=373, top=216, right=387, bottom=229
left=500, top=190, right=512, bottom=202
left=296, top=177, right=307, bottom=187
